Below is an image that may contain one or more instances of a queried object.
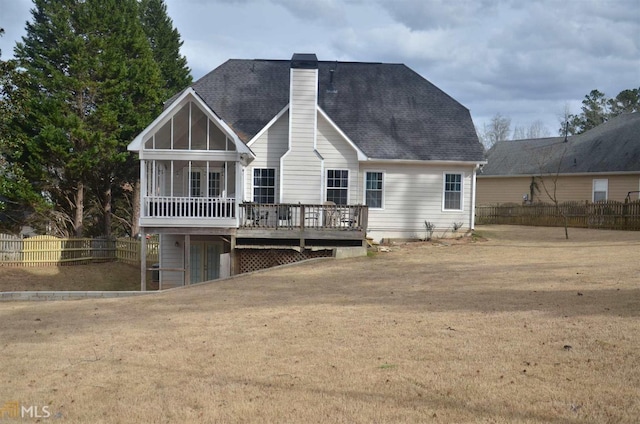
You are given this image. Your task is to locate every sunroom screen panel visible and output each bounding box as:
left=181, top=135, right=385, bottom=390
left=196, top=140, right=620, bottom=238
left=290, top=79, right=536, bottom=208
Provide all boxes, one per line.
left=191, top=103, right=208, bottom=150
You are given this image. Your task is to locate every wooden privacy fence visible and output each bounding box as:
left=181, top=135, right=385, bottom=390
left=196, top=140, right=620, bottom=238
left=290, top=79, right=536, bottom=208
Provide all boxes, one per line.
left=476, top=200, right=640, bottom=230
left=0, top=234, right=159, bottom=267
left=116, top=237, right=160, bottom=265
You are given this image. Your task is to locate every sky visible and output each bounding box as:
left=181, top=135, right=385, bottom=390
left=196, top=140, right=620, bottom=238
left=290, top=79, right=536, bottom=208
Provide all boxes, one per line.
left=1, top=0, right=639, bottom=137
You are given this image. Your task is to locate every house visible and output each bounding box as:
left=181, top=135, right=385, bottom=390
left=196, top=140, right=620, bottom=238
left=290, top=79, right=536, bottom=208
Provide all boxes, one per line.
left=128, top=53, right=485, bottom=289
left=477, top=112, right=640, bottom=205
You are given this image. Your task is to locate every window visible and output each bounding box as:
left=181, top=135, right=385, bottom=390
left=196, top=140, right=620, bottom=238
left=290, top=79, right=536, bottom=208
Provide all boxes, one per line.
left=443, top=173, right=462, bottom=210
left=326, top=170, right=349, bottom=205
left=208, top=172, right=221, bottom=197
left=593, top=179, right=608, bottom=202
left=253, top=168, right=275, bottom=203
left=365, top=172, right=383, bottom=208
left=190, top=171, right=201, bottom=197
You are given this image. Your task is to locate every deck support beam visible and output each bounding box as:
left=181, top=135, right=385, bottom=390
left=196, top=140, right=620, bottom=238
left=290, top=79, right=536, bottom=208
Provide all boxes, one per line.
left=140, top=227, right=147, bottom=291
left=184, top=234, right=191, bottom=286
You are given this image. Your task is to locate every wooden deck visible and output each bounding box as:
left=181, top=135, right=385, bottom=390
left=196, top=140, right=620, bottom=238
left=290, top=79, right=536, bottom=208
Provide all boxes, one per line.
left=140, top=200, right=368, bottom=241
left=237, top=203, right=368, bottom=243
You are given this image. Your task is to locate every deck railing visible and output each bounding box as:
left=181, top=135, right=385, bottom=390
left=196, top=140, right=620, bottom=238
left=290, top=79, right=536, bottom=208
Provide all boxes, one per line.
left=143, top=196, right=236, bottom=219
left=140, top=198, right=368, bottom=231
left=239, top=203, right=368, bottom=231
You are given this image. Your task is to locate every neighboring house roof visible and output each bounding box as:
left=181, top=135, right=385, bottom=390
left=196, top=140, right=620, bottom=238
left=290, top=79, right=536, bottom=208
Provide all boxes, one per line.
left=185, top=58, right=484, bottom=162
left=480, top=112, right=640, bottom=176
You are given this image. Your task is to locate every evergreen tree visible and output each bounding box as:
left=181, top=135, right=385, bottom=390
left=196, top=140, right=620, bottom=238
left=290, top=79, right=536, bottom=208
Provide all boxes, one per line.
left=14, top=0, right=164, bottom=237
left=608, top=88, right=640, bottom=115
left=84, top=0, right=165, bottom=237
left=139, top=0, right=192, bottom=96
left=0, top=28, right=42, bottom=233
left=562, top=87, right=639, bottom=136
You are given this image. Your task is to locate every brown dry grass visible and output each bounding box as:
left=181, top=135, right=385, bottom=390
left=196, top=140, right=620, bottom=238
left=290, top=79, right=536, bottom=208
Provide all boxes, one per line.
left=0, top=225, right=638, bottom=423
left=0, top=262, right=140, bottom=291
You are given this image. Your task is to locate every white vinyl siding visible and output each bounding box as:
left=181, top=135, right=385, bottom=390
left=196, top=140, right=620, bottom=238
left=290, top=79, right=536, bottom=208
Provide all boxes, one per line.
left=243, top=111, right=289, bottom=202
left=281, top=68, right=322, bottom=203
left=280, top=151, right=322, bottom=203
left=361, top=164, right=474, bottom=241
left=316, top=113, right=359, bottom=204
left=593, top=179, right=608, bottom=202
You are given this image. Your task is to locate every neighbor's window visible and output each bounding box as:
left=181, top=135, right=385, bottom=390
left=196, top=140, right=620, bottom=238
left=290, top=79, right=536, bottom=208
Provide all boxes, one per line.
left=326, top=170, right=349, bottom=205
left=365, top=171, right=383, bottom=208
left=253, top=168, right=275, bottom=203
left=593, top=179, right=608, bottom=202
left=443, top=173, right=462, bottom=210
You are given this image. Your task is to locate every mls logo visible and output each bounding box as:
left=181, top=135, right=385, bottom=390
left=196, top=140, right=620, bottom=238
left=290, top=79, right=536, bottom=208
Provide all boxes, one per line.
left=0, top=400, right=51, bottom=419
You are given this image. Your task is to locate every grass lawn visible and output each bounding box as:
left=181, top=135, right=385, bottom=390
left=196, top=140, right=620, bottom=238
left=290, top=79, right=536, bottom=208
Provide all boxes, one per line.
left=0, top=225, right=638, bottom=423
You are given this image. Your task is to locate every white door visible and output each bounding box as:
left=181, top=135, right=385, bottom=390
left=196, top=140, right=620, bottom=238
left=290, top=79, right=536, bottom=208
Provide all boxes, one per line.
left=187, top=168, right=223, bottom=197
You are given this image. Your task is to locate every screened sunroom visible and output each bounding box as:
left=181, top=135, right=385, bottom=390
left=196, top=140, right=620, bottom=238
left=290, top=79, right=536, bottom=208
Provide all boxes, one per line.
left=128, top=88, right=254, bottom=228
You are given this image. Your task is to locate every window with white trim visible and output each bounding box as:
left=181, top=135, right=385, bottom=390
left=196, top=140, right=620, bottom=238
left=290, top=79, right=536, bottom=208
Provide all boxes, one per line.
left=443, top=173, right=463, bottom=210
left=208, top=172, right=221, bottom=197
left=326, top=170, right=349, bottom=205
left=593, top=179, right=608, bottom=202
left=253, top=168, right=275, bottom=204
left=365, top=171, right=384, bottom=208
left=190, top=171, right=201, bottom=197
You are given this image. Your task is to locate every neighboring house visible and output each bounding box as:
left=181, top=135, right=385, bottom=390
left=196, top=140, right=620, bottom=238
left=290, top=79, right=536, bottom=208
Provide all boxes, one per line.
left=477, top=112, right=640, bottom=205
left=128, top=53, right=485, bottom=288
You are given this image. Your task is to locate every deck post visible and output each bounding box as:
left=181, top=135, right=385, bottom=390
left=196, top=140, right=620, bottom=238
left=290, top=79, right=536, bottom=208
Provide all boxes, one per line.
left=140, top=228, right=147, bottom=291
left=229, top=235, right=237, bottom=276
left=184, top=234, right=191, bottom=286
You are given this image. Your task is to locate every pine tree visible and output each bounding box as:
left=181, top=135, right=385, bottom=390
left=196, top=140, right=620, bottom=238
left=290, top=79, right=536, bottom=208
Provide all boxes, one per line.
left=14, top=0, right=164, bottom=237
left=139, top=0, right=192, bottom=96
left=83, top=0, right=165, bottom=237
left=0, top=28, right=42, bottom=233
left=563, top=88, right=639, bottom=136
left=608, top=88, right=640, bottom=115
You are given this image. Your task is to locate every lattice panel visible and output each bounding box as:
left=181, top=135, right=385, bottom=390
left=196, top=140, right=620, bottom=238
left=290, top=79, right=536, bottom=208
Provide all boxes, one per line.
left=239, top=249, right=333, bottom=274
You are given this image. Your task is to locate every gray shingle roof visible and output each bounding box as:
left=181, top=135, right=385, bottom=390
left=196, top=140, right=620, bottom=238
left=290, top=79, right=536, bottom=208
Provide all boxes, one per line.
left=188, top=58, right=484, bottom=162
left=480, top=112, right=640, bottom=176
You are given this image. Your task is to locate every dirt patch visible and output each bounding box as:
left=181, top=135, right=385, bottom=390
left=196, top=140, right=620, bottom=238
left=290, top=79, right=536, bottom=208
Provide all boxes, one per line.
left=0, top=262, right=141, bottom=291
left=0, top=225, right=638, bottom=423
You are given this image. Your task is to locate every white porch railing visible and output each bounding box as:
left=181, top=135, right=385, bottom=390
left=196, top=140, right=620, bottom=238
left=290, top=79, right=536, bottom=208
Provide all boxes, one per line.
left=143, top=196, right=236, bottom=219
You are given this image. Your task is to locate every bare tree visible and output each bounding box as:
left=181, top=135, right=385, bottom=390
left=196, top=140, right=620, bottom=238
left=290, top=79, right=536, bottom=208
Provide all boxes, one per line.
left=529, top=141, right=570, bottom=239
left=512, top=125, right=526, bottom=140
left=526, top=120, right=550, bottom=138
left=513, top=120, right=551, bottom=140
left=480, top=113, right=511, bottom=149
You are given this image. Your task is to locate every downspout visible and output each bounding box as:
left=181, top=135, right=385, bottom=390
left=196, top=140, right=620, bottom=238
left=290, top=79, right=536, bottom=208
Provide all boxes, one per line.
left=236, top=160, right=243, bottom=225
left=316, top=149, right=325, bottom=202
left=470, top=164, right=478, bottom=230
